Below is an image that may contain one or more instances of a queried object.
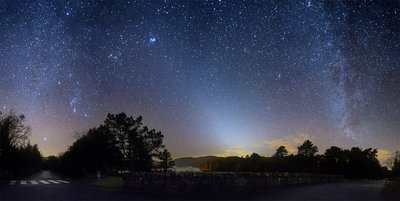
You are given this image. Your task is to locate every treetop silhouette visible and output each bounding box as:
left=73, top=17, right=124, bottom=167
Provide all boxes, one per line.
left=273, top=146, right=288, bottom=158
left=56, top=112, right=167, bottom=176
left=297, top=139, right=318, bottom=157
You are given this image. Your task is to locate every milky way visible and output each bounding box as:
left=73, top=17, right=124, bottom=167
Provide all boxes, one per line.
left=1, top=0, right=399, bottom=157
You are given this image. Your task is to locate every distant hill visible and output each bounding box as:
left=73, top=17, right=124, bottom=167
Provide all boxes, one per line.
left=174, top=156, right=220, bottom=167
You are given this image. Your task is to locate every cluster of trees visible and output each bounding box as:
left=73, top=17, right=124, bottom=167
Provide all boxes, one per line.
left=1, top=110, right=399, bottom=181
left=45, top=113, right=174, bottom=176
left=200, top=140, right=390, bottom=179
left=0, top=111, right=42, bottom=179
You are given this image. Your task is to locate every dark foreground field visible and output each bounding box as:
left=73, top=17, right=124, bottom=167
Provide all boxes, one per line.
left=1, top=171, right=397, bottom=201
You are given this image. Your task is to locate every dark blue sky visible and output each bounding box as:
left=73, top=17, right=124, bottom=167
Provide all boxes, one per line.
left=1, top=0, right=399, bottom=161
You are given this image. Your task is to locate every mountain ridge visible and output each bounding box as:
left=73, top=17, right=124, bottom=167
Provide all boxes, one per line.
left=174, top=156, right=221, bottom=167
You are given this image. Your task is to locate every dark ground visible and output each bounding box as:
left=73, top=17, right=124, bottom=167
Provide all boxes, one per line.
left=0, top=171, right=395, bottom=201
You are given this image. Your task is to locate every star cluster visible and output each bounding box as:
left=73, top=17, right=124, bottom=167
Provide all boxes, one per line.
left=0, top=0, right=399, bottom=157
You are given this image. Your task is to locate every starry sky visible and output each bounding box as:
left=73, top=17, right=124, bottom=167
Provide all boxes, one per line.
left=1, top=0, right=399, bottom=161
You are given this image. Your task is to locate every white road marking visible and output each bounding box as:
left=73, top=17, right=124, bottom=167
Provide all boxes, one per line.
left=39, top=180, right=50, bottom=184
left=30, top=180, right=38, bottom=185
left=56, top=180, right=70, bottom=184
left=8, top=179, right=70, bottom=185
left=48, top=180, right=60, bottom=184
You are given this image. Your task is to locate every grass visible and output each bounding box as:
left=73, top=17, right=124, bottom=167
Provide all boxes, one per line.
left=91, top=176, right=123, bottom=189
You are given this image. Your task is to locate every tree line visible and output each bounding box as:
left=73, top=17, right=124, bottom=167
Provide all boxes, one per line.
left=44, top=113, right=174, bottom=177
left=0, top=111, right=42, bottom=179
left=200, top=140, right=398, bottom=180
left=1, top=111, right=174, bottom=178
left=1, top=110, right=399, bottom=180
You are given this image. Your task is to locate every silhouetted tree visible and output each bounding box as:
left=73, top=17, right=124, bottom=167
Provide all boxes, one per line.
left=104, top=113, right=165, bottom=171
left=59, top=113, right=167, bottom=176
left=339, top=147, right=382, bottom=179
left=0, top=112, right=30, bottom=174
left=319, top=146, right=383, bottom=179
left=297, top=140, right=318, bottom=157
left=0, top=111, right=42, bottom=178
left=13, top=144, right=42, bottom=177
left=158, top=149, right=174, bottom=172
left=201, top=144, right=384, bottom=179
left=321, top=146, right=345, bottom=174
left=0, top=111, right=30, bottom=149
left=104, top=113, right=137, bottom=164
left=59, top=126, right=122, bottom=176
left=273, top=146, right=288, bottom=157
left=242, top=153, right=263, bottom=172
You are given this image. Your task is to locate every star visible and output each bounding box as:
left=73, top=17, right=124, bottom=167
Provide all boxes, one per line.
left=306, top=0, right=312, bottom=8
left=0, top=0, right=398, bottom=158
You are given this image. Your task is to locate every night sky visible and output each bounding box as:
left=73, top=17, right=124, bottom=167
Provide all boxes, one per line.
left=1, top=0, right=399, bottom=161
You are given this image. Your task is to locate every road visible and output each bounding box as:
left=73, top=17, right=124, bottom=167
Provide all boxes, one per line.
left=1, top=171, right=158, bottom=201
left=0, top=171, right=392, bottom=200
left=251, top=180, right=388, bottom=201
